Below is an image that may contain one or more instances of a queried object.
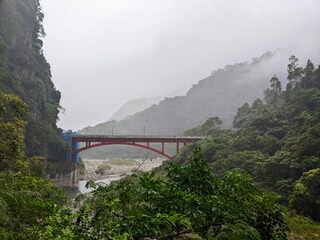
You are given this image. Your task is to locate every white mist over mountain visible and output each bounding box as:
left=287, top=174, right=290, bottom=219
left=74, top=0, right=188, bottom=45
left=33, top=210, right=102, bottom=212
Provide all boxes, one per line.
left=41, top=0, right=320, bottom=131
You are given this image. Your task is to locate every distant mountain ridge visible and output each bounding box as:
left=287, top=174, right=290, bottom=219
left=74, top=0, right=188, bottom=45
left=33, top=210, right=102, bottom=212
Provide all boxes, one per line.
left=108, top=96, right=163, bottom=121
left=80, top=50, right=290, bottom=138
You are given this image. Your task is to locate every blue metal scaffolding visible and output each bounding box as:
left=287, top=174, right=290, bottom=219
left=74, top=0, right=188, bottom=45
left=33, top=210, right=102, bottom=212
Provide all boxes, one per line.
left=61, top=130, right=80, bottom=162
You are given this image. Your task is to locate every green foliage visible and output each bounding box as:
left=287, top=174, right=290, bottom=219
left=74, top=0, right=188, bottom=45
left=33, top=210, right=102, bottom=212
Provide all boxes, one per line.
left=79, top=158, right=85, bottom=175
left=15, top=156, right=46, bottom=177
left=233, top=102, right=252, bottom=128
left=0, top=171, right=66, bottom=240
left=180, top=56, right=320, bottom=220
left=175, top=132, right=233, bottom=166
left=289, top=168, right=320, bottom=221
left=34, top=148, right=287, bottom=239
left=233, top=128, right=281, bottom=155
left=0, top=91, right=27, bottom=170
left=27, top=209, right=77, bottom=240
left=211, top=150, right=268, bottom=178
left=96, top=162, right=111, bottom=175
left=184, top=117, right=223, bottom=137
left=0, top=91, right=47, bottom=176
left=0, top=67, right=65, bottom=238
left=285, top=213, right=320, bottom=240
left=264, top=75, right=283, bottom=106
left=286, top=55, right=303, bottom=92
left=0, top=0, right=67, bottom=162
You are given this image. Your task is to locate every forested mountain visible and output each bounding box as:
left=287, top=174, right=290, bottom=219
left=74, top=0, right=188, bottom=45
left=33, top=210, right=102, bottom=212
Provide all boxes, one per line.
left=176, top=57, right=320, bottom=221
left=81, top=50, right=289, bottom=137
left=108, top=96, right=163, bottom=121
left=0, top=0, right=68, bottom=161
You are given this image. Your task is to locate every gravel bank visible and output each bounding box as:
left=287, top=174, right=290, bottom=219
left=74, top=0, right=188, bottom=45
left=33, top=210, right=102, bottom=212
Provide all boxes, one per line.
left=81, top=158, right=165, bottom=180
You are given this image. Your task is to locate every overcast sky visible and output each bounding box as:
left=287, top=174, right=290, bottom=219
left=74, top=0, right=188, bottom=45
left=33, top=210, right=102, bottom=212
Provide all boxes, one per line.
left=41, top=0, right=320, bottom=131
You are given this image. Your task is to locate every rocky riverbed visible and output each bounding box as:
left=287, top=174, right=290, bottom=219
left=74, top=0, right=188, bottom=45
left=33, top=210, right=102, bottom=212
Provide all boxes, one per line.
left=80, top=158, right=165, bottom=181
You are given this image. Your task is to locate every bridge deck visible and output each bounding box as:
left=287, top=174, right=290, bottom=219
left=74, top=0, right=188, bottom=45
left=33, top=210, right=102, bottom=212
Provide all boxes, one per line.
left=71, top=135, right=204, bottom=159
left=72, top=135, right=203, bottom=143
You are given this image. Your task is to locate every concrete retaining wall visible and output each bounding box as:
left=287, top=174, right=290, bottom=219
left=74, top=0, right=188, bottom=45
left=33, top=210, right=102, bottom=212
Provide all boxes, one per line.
left=48, top=162, right=79, bottom=188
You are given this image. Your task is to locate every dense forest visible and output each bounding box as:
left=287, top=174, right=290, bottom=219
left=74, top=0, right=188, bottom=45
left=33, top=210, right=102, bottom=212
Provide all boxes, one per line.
left=178, top=56, right=320, bottom=221
left=0, top=0, right=68, bottom=162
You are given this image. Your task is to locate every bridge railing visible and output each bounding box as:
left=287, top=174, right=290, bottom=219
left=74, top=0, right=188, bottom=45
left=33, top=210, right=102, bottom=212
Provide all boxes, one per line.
left=62, top=132, right=204, bottom=162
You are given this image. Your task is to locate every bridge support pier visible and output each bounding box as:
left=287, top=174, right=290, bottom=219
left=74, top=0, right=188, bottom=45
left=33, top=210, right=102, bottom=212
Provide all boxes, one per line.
left=48, top=162, right=79, bottom=188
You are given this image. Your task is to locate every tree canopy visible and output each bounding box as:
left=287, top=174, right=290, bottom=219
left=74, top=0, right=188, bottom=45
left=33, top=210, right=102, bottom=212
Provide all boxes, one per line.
left=179, top=56, right=320, bottom=217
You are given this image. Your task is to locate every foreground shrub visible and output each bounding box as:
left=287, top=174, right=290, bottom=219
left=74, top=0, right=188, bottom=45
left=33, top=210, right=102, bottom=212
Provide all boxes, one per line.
left=35, top=148, right=287, bottom=239
left=289, top=168, right=320, bottom=221
left=0, top=171, right=66, bottom=240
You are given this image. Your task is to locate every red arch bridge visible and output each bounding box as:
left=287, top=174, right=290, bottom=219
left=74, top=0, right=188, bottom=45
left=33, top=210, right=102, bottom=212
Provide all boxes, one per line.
left=71, top=135, right=203, bottom=160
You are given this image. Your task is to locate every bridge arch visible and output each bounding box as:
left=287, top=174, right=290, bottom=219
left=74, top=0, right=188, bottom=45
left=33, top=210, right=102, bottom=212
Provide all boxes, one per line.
left=73, top=142, right=173, bottom=160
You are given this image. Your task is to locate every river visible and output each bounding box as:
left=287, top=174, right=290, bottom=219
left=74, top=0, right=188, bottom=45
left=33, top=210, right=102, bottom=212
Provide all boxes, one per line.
left=74, top=158, right=165, bottom=194
left=78, top=174, right=123, bottom=193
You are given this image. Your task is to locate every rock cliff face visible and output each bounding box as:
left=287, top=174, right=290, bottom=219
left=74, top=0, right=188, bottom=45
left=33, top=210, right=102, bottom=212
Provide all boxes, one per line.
left=0, top=0, right=68, bottom=161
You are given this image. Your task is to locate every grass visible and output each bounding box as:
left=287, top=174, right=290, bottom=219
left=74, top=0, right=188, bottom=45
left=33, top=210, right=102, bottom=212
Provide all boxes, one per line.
left=286, top=213, right=320, bottom=240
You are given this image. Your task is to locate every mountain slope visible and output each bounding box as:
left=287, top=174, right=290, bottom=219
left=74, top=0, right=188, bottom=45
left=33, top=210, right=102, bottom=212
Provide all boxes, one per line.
left=108, top=96, right=163, bottom=121
left=81, top=50, right=289, bottom=137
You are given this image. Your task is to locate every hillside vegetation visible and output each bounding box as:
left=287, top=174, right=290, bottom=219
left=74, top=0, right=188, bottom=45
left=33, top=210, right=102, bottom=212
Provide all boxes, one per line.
left=0, top=0, right=68, bottom=162
left=0, top=89, right=291, bottom=239
left=176, top=56, right=320, bottom=221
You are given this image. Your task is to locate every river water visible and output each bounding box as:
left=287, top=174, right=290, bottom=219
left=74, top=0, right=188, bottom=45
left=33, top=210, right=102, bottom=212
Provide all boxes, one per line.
left=71, top=158, right=164, bottom=195
left=78, top=175, right=123, bottom=193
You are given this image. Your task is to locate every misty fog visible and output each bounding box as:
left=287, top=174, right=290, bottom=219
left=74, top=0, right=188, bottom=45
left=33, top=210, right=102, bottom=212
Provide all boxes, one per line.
left=41, top=0, right=320, bottom=130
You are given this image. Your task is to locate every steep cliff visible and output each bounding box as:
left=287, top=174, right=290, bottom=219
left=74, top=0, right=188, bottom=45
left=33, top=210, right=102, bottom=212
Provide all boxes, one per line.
left=0, top=0, right=68, bottom=161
